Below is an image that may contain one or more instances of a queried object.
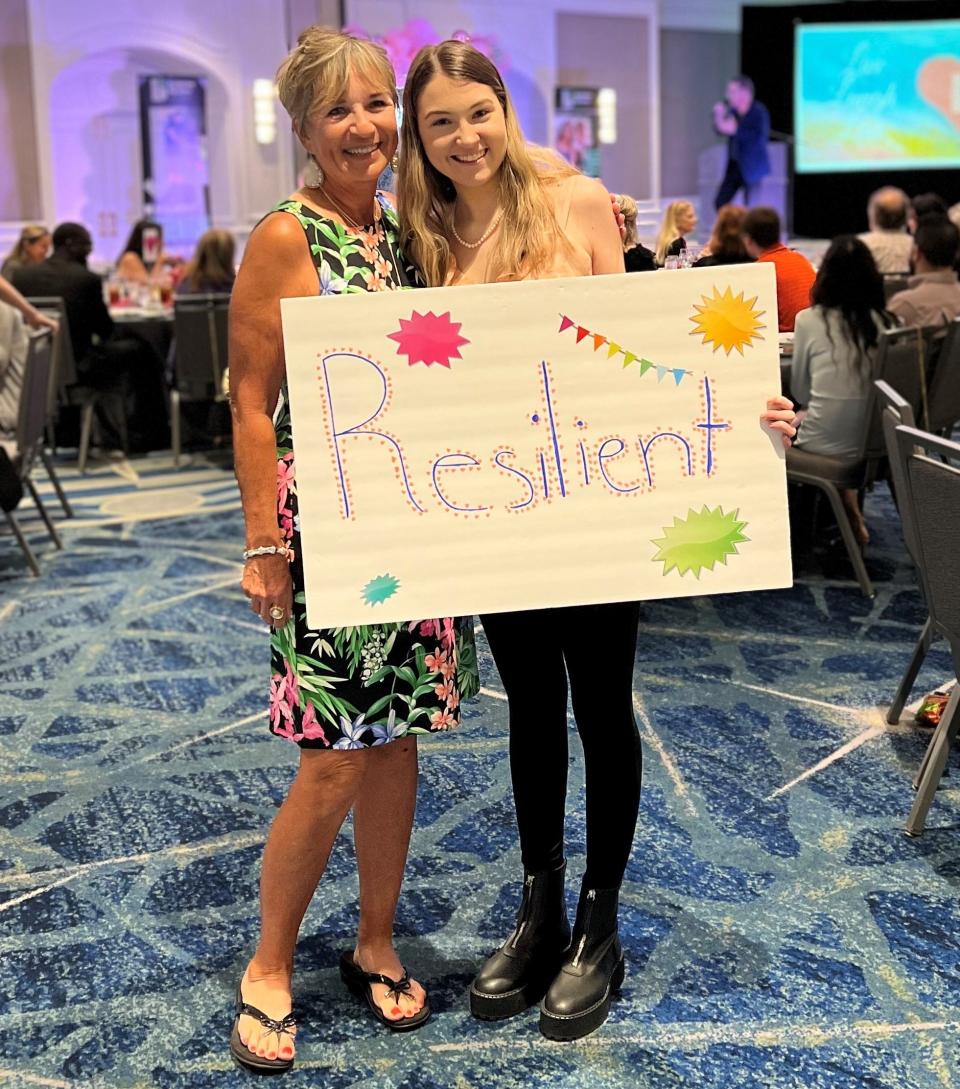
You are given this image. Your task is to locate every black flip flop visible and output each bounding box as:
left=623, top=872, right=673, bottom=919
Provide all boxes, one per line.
left=338, top=951, right=432, bottom=1032
left=229, top=981, right=297, bottom=1076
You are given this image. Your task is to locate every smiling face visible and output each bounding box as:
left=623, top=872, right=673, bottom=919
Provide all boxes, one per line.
left=415, top=72, right=508, bottom=194
left=299, top=71, right=397, bottom=188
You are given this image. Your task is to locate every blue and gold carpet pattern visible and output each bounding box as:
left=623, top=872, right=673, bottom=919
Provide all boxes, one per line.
left=0, top=455, right=957, bottom=1088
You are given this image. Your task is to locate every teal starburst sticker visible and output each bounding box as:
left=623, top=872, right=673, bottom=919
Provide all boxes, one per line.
left=651, top=506, right=749, bottom=578
left=362, top=573, right=400, bottom=605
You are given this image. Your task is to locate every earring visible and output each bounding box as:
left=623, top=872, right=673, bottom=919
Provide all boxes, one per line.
left=303, top=156, right=324, bottom=188
left=391, top=154, right=400, bottom=172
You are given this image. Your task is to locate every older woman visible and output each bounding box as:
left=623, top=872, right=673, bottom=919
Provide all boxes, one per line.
left=1, top=224, right=51, bottom=279
left=228, top=27, right=478, bottom=1074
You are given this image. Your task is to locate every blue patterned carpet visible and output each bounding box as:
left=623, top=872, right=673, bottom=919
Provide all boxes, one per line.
left=0, top=455, right=958, bottom=1088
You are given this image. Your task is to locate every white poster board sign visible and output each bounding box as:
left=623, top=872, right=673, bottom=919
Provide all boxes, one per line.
left=281, top=264, right=791, bottom=628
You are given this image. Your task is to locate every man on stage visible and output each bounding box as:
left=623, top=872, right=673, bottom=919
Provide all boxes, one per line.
left=712, top=76, right=770, bottom=211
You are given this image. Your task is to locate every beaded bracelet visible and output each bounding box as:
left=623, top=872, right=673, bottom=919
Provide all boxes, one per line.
left=242, top=544, right=293, bottom=562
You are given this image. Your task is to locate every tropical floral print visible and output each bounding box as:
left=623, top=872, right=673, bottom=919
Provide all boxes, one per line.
left=267, top=197, right=479, bottom=749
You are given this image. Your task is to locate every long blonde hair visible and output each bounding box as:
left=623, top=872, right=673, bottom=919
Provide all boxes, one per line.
left=397, top=40, right=576, bottom=286
left=181, top=229, right=236, bottom=293
left=655, top=200, right=694, bottom=265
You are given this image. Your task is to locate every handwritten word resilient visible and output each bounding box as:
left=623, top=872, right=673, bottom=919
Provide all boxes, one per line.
left=318, top=354, right=731, bottom=519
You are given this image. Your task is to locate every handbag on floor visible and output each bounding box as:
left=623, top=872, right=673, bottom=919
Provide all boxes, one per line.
left=0, top=446, right=22, bottom=513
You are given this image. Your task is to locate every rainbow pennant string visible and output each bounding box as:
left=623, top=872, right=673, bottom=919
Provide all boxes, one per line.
left=557, top=314, right=693, bottom=387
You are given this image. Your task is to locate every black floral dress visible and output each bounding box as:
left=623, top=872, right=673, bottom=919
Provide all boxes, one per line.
left=268, top=196, right=479, bottom=749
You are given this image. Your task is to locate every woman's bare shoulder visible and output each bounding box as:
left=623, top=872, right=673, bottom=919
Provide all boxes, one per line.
left=564, top=173, right=613, bottom=213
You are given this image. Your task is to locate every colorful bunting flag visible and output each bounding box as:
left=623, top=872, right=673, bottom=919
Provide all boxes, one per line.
left=557, top=315, right=692, bottom=387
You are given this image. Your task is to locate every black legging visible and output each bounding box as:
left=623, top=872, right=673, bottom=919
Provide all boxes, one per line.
left=480, top=601, right=642, bottom=890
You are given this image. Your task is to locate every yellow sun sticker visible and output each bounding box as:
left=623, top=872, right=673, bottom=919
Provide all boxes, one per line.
left=689, top=286, right=766, bottom=356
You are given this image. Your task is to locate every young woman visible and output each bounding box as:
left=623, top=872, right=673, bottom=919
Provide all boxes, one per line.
left=398, top=41, right=796, bottom=1042
left=618, top=193, right=658, bottom=272
left=654, top=199, right=697, bottom=266
left=790, top=235, right=895, bottom=544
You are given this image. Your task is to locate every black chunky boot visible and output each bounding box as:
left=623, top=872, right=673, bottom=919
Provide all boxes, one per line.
left=539, top=884, right=624, bottom=1041
left=469, top=861, right=571, bottom=1020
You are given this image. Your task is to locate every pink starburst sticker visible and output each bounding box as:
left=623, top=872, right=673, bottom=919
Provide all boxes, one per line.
left=387, top=310, right=470, bottom=368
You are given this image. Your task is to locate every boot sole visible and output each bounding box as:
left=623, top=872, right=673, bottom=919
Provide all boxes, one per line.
left=538, top=957, right=625, bottom=1042
left=469, top=976, right=551, bottom=1021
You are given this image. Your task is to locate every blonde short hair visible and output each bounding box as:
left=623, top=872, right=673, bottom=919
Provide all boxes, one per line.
left=276, top=25, right=397, bottom=135
left=618, top=194, right=639, bottom=250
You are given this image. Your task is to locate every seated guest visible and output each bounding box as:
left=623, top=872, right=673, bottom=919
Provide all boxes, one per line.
left=175, top=229, right=236, bottom=295
left=887, top=218, right=960, bottom=327
left=13, top=222, right=167, bottom=450
left=116, top=219, right=170, bottom=284
left=790, top=236, right=894, bottom=544
left=617, top=195, right=657, bottom=273
left=655, top=200, right=697, bottom=265
left=908, top=192, right=949, bottom=234
left=0, top=300, right=28, bottom=433
left=1, top=225, right=51, bottom=280
left=743, top=206, right=816, bottom=331
left=693, top=204, right=751, bottom=267
left=858, top=187, right=912, bottom=273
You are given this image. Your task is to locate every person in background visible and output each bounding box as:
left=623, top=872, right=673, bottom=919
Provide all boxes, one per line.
left=858, top=187, right=912, bottom=274
left=1, top=225, right=51, bottom=280
left=176, top=228, right=236, bottom=295
left=617, top=194, right=657, bottom=272
left=0, top=299, right=29, bottom=433
left=789, top=236, right=894, bottom=544
left=742, top=206, right=815, bottom=332
left=711, top=75, right=770, bottom=210
left=693, top=204, right=751, bottom=267
left=13, top=222, right=167, bottom=451
left=116, top=219, right=171, bottom=283
left=907, top=192, right=948, bottom=235
left=654, top=200, right=697, bottom=266
left=887, top=218, right=960, bottom=328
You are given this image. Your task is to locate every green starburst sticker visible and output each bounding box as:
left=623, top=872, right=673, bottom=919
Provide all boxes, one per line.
left=651, top=506, right=749, bottom=578
left=361, top=573, right=400, bottom=605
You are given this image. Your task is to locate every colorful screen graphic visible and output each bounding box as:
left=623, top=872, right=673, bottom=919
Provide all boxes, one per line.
left=795, top=21, right=960, bottom=173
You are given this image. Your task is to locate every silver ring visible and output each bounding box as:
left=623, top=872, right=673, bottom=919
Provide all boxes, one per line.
left=269, top=605, right=285, bottom=621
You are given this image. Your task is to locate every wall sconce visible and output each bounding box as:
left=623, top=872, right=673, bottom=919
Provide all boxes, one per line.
left=597, top=87, right=617, bottom=145
left=253, top=79, right=277, bottom=145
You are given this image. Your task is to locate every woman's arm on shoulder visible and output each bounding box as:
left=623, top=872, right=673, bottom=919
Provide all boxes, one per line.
left=566, top=175, right=626, bottom=275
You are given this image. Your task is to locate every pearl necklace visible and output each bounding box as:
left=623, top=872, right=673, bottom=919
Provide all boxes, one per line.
left=451, top=205, right=503, bottom=249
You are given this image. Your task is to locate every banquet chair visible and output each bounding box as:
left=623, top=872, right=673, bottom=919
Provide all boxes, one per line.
left=16, top=297, right=73, bottom=515
left=786, top=326, right=926, bottom=597
left=25, top=294, right=127, bottom=475
left=882, top=275, right=909, bottom=303
left=170, top=293, right=231, bottom=468
left=0, top=329, right=62, bottom=576
left=924, top=318, right=960, bottom=437
left=893, top=425, right=960, bottom=836
left=875, top=380, right=934, bottom=725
